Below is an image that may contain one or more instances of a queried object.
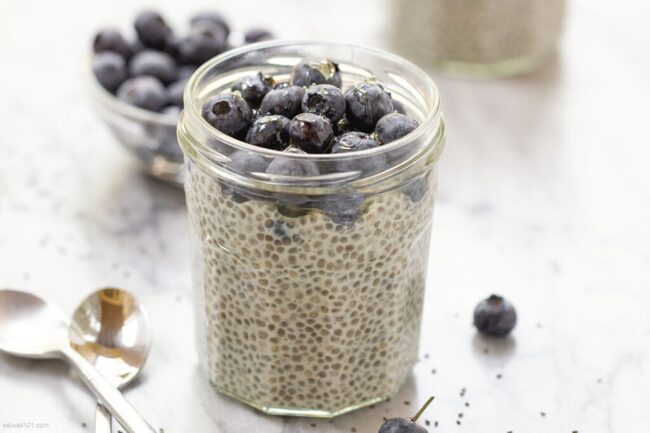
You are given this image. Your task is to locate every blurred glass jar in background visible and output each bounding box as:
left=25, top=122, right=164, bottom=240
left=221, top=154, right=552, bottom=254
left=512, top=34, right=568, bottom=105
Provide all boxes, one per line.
left=391, top=0, right=566, bottom=78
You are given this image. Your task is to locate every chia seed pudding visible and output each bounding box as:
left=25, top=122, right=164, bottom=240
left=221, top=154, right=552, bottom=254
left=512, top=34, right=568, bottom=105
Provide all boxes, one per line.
left=391, top=0, right=566, bottom=77
left=179, top=42, right=445, bottom=417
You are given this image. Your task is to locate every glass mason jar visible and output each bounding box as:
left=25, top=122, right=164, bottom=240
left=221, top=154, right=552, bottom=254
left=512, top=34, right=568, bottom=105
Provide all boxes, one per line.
left=178, top=41, right=445, bottom=417
left=391, top=0, right=566, bottom=78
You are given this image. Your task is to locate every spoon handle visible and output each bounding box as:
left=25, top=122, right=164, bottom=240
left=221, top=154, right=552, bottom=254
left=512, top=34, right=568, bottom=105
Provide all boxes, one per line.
left=61, top=347, right=157, bottom=433
left=95, top=403, right=112, bottom=433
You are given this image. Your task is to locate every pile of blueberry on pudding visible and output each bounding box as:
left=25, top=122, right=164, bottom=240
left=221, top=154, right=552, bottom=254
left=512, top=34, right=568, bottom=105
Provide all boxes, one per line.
left=90, top=10, right=273, bottom=182
left=181, top=47, right=444, bottom=416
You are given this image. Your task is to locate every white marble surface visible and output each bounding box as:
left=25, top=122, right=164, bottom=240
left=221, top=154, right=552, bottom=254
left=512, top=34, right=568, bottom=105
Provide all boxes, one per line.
left=1, top=1, right=649, bottom=432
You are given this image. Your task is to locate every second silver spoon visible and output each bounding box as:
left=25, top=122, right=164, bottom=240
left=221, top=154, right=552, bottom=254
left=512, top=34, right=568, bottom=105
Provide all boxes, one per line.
left=70, top=288, right=152, bottom=433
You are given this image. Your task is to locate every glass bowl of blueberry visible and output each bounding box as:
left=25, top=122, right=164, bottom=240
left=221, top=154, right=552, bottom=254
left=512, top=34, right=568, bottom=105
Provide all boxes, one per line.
left=89, top=10, right=274, bottom=185
left=180, top=40, right=445, bottom=417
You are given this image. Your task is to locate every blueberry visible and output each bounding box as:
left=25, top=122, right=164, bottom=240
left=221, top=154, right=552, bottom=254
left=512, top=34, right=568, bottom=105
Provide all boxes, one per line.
left=228, top=150, right=269, bottom=173
left=291, top=59, right=342, bottom=88
left=288, top=113, right=334, bottom=154
left=166, top=78, right=187, bottom=107
left=379, top=418, right=427, bottom=433
left=92, top=52, right=128, bottom=93
left=219, top=151, right=268, bottom=203
left=267, top=147, right=319, bottom=177
left=134, top=10, right=173, bottom=50
left=202, top=92, right=253, bottom=138
left=403, top=178, right=427, bottom=203
left=302, top=84, right=345, bottom=123
left=473, top=294, right=517, bottom=337
left=244, top=28, right=274, bottom=44
left=331, top=131, right=379, bottom=153
left=317, top=194, right=364, bottom=226
left=344, top=80, right=394, bottom=132
left=274, top=82, right=290, bottom=89
left=231, top=72, right=275, bottom=109
left=335, top=116, right=354, bottom=135
left=117, top=76, right=167, bottom=112
left=176, top=65, right=197, bottom=80
left=259, top=85, right=305, bottom=118
left=162, top=105, right=181, bottom=118
left=128, top=50, right=177, bottom=84
left=375, top=113, right=419, bottom=144
left=392, top=99, right=406, bottom=115
left=190, top=11, right=230, bottom=36
left=246, top=115, right=290, bottom=150
left=130, top=39, right=145, bottom=56
left=331, top=132, right=386, bottom=173
left=170, top=23, right=226, bottom=65
left=93, top=29, right=131, bottom=59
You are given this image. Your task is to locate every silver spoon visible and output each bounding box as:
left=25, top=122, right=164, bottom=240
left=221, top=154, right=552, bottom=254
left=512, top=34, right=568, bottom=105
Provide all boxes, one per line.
left=70, top=288, right=152, bottom=433
left=0, top=289, right=157, bottom=433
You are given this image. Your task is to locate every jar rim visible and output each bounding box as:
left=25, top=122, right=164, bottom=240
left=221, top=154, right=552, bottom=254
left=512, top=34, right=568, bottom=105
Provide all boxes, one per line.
left=181, top=40, right=444, bottom=164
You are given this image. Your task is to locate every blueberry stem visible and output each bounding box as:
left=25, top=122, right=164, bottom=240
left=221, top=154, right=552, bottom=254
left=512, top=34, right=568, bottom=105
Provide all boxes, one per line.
left=410, top=396, right=434, bottom=422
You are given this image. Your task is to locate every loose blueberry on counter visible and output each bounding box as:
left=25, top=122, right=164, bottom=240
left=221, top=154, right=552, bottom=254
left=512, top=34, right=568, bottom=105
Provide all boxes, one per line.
left=166, top=78, right=187, bottom=107
left=379, top=396, right=434, bottom=433
left=266, top=147, right=319, bottom=177
left=302, top=84, right=346, bottom=124
left=202, top=92, right=253, bottom=138
left=244, top=28, right=274, bottom=44
left=246, top=115, right=290, bottom=150
left=259, top=85, right=305, bottom=119
left=134, top=10, right=173, bottom=50
left=316, top=194, right=364, bottom=226
left=291, top=59, right=342, bottom=88
left=128, top=50, right=177, bottom=84
left=473, top=294, right=517, bottom=337
left=93, top=29, right=131, bottom=59
left=344, top=80, right=394, bottom=132
left=117, top=76, right=167, bottom=112
left=93, top=52, right=128, bottom=93
left=231, top=73, right=275, bottom=109
left=331, top=132, right=386, bottom=173
left=190, top=11, right=230, bottom=36
left=375, top=113, right=419, bottom=144
left=170, top=23, right=227, bottom=65
left=288, top=113, right=334, bottom=154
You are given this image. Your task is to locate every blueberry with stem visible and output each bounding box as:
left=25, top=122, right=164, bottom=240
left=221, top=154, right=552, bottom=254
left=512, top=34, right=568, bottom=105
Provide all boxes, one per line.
left=379, top=397, right=434, bottom=433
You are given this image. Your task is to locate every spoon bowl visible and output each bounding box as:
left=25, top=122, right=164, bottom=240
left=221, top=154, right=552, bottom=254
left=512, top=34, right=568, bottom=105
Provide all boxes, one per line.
left=0, top=289, right=68, bottom=358
left=70, top=288, right=151, bottom=388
